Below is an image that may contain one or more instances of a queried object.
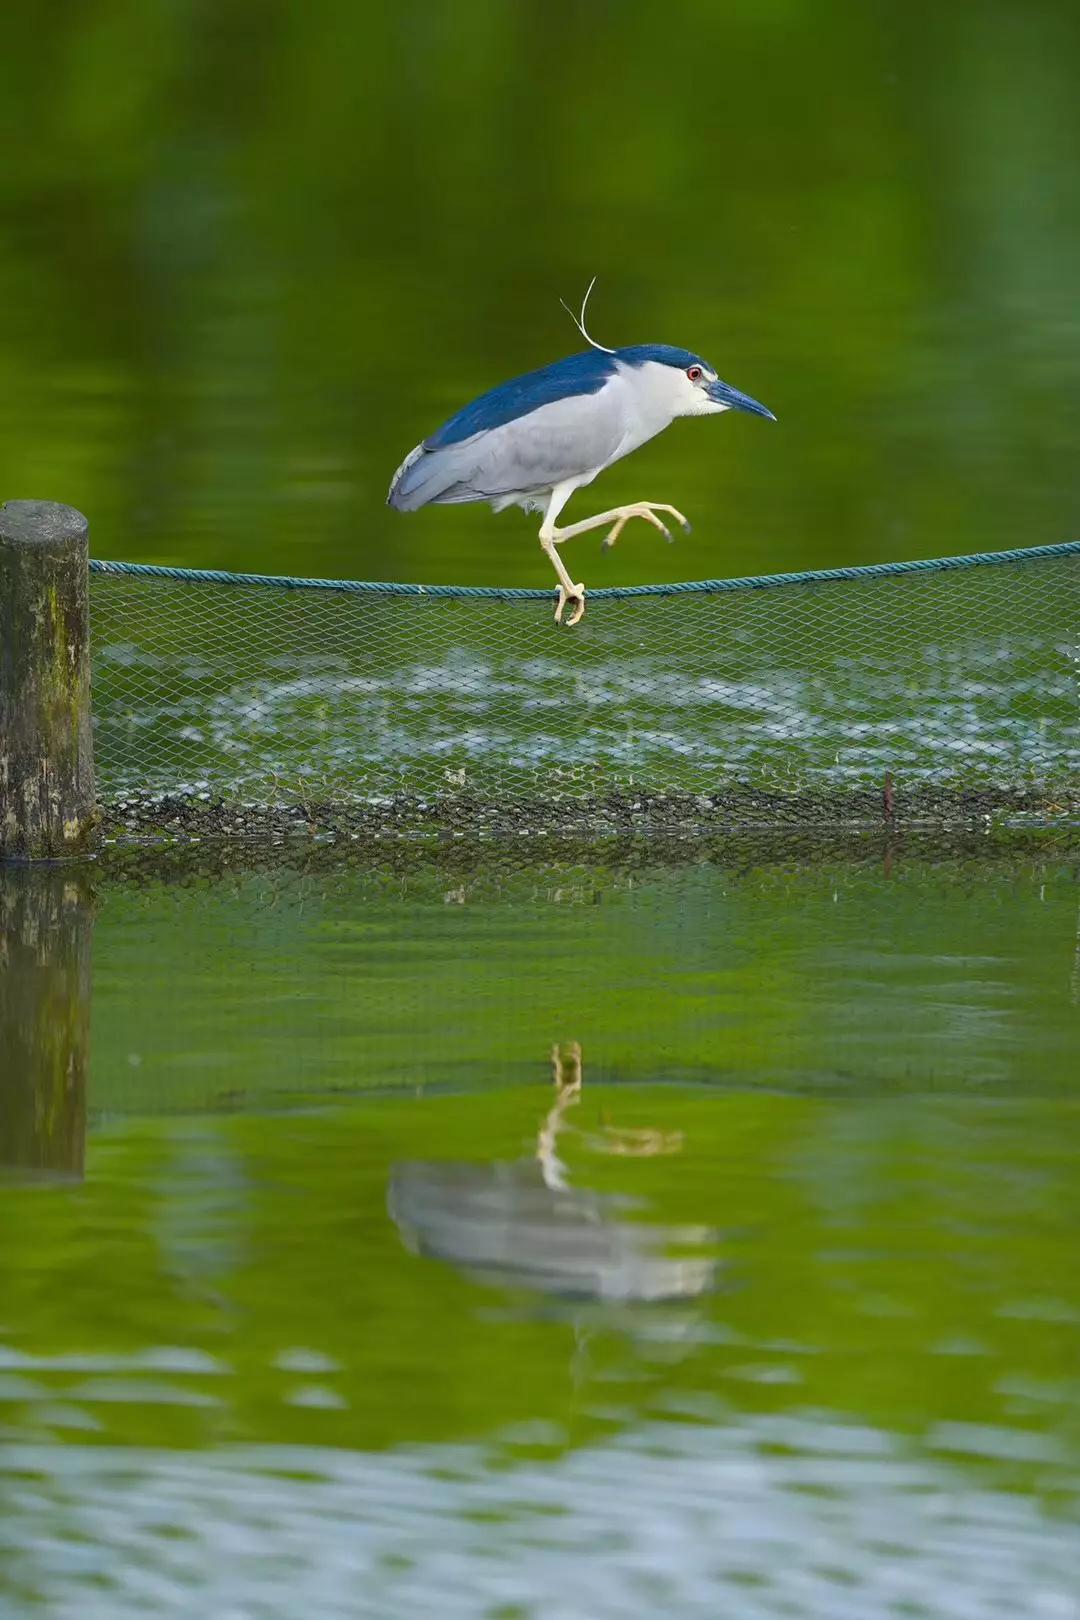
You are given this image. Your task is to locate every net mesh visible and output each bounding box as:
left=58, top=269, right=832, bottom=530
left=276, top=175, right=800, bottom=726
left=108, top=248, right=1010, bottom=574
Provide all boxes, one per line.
left=88, top=546, right=1080, bottom=835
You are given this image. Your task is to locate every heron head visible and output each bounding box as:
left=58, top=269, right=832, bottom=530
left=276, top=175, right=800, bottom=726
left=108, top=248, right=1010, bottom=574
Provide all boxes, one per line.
left=673, top=353, right=776, bottom=422
left=619, top=346, right=775, bottom=423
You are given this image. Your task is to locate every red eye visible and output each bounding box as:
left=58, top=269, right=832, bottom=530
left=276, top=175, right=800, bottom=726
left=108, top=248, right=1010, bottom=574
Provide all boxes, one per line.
left=687, top=366, right=703, bottom=382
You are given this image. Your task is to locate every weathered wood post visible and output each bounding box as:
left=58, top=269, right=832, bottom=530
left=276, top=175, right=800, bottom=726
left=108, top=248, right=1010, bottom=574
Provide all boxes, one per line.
left=0, top=865, right=92, bottom=1179
left=0, top=499, right=97, bottom=858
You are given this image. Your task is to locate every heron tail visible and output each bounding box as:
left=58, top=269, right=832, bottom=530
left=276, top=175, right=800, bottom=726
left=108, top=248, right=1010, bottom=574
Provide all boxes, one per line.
left=386, top=441, right=481, bottom=510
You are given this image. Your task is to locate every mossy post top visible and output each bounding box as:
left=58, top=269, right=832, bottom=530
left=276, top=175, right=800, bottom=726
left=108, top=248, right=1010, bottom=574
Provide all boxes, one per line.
left=0, top=499, right=89, bottom=549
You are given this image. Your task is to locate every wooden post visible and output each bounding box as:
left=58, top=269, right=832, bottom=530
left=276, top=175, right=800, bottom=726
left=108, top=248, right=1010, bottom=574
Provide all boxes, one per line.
left=0, top=866, right=92, bottom=1179
left=0, top=499, right=97, bottom=859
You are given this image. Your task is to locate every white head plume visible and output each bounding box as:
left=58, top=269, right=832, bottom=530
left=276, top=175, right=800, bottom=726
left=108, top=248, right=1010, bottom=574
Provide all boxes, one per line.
left=559, top=276, right=615, bottom=354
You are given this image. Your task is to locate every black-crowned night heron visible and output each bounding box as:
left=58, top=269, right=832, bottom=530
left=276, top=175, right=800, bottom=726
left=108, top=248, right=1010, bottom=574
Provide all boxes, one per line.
left=387, top=1047, right=714, bottom=1303
left=387, top=282, right=775, bottom=627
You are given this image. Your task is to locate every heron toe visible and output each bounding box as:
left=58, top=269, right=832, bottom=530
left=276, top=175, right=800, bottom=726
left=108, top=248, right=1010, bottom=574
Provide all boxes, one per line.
left=554, top=583, right=586, bottom=628
left=597, top=501, right=688, bottom=551
left=603, top=511, right=670, bottom=549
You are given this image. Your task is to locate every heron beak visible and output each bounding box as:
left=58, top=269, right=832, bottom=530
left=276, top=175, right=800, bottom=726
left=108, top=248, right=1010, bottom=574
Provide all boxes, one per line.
left=707, top=379, right=776, bottom=420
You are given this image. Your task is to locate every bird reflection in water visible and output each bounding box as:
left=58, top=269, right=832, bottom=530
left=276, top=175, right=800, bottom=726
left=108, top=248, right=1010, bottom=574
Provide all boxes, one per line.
left=387, top=1044, right=716, bottom=1305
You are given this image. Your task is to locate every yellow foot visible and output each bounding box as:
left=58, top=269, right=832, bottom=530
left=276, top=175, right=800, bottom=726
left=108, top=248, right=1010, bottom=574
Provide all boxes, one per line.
left=601, top=502, right=692, bottom=551
left=554, top=581, right=586, bottom=628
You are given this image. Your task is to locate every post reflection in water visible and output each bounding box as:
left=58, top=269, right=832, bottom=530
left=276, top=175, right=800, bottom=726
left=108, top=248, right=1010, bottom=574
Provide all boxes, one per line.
left=389, top=1043, right=717, bottom=1307
left=0, top=868, right=92, bottom=1180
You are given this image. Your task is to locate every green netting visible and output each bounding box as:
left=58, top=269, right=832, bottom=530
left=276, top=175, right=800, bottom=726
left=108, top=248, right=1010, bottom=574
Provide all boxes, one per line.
left=88, top=544, right=1080, bottom=835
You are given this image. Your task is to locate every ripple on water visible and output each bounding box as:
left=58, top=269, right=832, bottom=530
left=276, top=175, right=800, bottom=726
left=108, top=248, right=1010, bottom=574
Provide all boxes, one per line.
left=1, top=1417, right=1077, bottom=1620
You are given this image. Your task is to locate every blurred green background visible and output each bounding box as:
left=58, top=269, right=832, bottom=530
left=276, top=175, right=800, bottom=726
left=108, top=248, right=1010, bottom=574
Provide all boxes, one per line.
left=1, top=0, right=1079, bottom=585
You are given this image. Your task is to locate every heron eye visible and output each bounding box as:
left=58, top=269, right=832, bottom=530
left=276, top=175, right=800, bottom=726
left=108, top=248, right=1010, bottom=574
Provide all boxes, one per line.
left=687, top=366, right=703, bottom=383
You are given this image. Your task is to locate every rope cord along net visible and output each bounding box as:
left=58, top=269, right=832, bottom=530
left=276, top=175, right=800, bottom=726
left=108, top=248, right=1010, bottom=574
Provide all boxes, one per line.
left=89, top=542, right=1080, bottom=836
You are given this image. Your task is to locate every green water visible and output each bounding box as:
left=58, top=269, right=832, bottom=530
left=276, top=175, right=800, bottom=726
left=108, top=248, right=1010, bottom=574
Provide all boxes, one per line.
left=2, top=2, right=1080, bottom=589
left=2, top=846, right=1079, bottom=1615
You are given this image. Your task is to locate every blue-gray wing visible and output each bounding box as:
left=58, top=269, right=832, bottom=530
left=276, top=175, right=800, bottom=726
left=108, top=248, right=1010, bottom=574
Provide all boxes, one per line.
left=387, top=349, right=630, bottom=510
left=426, top=350, right=617, bottom=448
left=387, top=381, right=627, bottom=511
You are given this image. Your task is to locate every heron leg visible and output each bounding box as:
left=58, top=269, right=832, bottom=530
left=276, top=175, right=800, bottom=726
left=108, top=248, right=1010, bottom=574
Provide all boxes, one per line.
left=540, top=537, right=587, bottom=628
left=550, top=501, right=691, bottom=550
left=537, top=489, right=692, bottom=628
left=538, top=483, right=587, bottom=628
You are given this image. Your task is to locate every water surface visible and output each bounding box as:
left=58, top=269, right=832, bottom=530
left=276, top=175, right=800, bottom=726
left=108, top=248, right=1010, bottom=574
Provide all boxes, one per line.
left=2, top=846, right=1078, bottom=1616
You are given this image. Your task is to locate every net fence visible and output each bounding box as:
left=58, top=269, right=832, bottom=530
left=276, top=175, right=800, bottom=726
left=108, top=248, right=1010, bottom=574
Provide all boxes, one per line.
left=88, top=544, right=1080, bottom=836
